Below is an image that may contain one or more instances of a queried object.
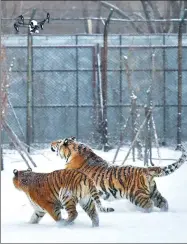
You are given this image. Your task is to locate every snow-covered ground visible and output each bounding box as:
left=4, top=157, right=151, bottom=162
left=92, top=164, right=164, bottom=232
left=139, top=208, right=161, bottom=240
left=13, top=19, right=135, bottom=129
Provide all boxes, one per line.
left=1, top=146, right=187, bottom=243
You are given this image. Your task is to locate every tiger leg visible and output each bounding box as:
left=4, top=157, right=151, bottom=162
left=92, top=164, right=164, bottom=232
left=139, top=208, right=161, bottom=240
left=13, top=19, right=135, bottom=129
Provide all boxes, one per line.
left=150, top=181, right=169, bottom=212
left=27, top=198, right=46, bottom=224
left=79, top=197, right=99, bottom=227
left=28, top=195, right=63, bottom=223
left=133, top=194, right=154, bottom=212
left=59, top=198, right=78, bottom=226
left=43, top=203, right=62, bottom=222
left=29, top=210, right=46, bottom=224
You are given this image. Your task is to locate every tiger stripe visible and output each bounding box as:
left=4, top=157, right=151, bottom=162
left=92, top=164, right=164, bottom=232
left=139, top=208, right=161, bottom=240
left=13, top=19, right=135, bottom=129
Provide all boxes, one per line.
left=51, top=137, right=187, bottom=212
left=13, top=168, right=114, bottom=227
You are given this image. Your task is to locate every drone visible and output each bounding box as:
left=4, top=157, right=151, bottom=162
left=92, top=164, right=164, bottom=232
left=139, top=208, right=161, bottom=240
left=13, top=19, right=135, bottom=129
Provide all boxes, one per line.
left=14, top=12, right=50, bottom=34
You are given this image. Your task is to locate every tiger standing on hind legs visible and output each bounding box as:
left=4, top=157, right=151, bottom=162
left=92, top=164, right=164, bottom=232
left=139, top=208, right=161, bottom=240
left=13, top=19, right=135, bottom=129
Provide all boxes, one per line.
left=12, top=168, right=114, bottom=227
left=51, top=137, right=187, bottom=213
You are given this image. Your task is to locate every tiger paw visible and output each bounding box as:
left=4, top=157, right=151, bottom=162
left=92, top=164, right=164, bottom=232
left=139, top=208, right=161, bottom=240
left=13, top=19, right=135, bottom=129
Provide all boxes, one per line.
left=160, top=202, right=169, bottom=212
left=57, top=219, right=74, bottom=228
left=28, top=220, right=39, bottom=224
left=107, top=207, right=114, bottom=212
left=92, top=222, right=99, bottom=228
left=142, top=207, right=153, bottom=213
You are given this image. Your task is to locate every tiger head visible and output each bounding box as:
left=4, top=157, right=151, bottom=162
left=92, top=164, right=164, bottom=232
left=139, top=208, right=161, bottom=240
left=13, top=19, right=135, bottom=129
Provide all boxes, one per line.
left=13, top=168, right=33, bottom=192
left=51, top=136, right=94, bottom=168
left=51, top=137, right=108, bottom=169
left=51, top=136, right=76, bottom=159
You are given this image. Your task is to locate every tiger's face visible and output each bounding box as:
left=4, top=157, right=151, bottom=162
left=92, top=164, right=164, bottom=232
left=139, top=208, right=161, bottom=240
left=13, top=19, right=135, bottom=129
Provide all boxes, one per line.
left=51, top=137, right=106, bottom=170
left=13, top=168, right=33, bottom=192
left=51, top=139, right=63, bottom=154
left=51, top=137, right=77, bottom=162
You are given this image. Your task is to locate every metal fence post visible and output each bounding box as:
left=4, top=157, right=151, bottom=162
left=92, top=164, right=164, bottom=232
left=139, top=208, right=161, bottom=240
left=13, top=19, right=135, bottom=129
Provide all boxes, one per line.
left=26, top=9, right=36, bottom=152
left=75, top=35, right=79, bottom=140
left=96, top=43, right=103, bottom=147
left=26, top=33, right=32, bottom=152
left=119, top=35, right=123, bottom=144
left=101, top=8, right=113, bottom=152
left=131, top=93, right=136, bottom=162
left=176, top=9, right=187, bottom=150
left=92, top=46, right=98, bottom=143
left=162, top=34, right=166, bottom=146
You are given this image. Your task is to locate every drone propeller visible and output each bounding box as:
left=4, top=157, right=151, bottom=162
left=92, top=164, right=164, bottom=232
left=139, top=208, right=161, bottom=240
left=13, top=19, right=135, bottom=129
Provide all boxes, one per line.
left=38, top=13, right=50, bottom=30
left=17, top=15, right=24, bottom=25
left=14, top=15, right=25, bottom=33
left=46, top=13, right=50, bottom=23
left=14, top=23, right=19, bottom=33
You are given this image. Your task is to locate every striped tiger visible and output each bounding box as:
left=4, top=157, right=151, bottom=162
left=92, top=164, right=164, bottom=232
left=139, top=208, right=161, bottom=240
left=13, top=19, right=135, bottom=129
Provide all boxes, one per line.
left=13, top=168, right=114, bottom=227
left=51, top=137, right=187, bottom=212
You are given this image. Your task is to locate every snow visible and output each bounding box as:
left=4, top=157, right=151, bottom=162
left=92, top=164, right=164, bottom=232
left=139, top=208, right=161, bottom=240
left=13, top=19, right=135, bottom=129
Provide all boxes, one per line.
left=1, top=146, right=187, bottom=243
left=130, top=92, right=137, bottom=100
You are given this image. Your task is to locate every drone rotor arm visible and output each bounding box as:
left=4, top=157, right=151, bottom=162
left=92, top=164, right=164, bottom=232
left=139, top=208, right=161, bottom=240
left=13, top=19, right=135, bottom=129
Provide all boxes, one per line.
left=14, top=23, right=19, bottom=33
left=17, top=15, right=24, bottom=25
left=46, top=13, right=50, bottom=23
left=38, top=19, right=46, bottom=29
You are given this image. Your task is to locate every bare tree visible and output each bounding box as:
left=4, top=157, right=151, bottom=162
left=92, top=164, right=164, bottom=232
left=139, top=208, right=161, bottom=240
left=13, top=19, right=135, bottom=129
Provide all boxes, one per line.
left=1, top=0, right=186, bottom=34
left=140, top=0, right=186, bottom=33
left=97, top=0, right=187, bottom=34
left=100, top=1, right=144, bottom=33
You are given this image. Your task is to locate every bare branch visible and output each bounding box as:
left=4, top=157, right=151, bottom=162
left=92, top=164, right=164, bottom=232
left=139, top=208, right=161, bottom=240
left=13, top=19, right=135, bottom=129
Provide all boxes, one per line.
left=163, top=1, right=172, bottom=33
left=82, top=1, right=89, bottom=34
left=19, top=1, right=24, bottom=16
left=2, top=120, right=37, bottom=168
left=140, top=0, right=155, bottom=33
left=131, top=12, right=146, bottom=20
left=179, top=0, right=184, bottom=16
left=148, top=1, right=162, bottom=32
left=100, top=1, right=144, bottom=34
left=170, top=0, right=181, bottom=32
left=95, top=1, right=102, bottom=33
left=1, top=1, right=7, bottom=18
left=184, top=0, right=187, bottom=9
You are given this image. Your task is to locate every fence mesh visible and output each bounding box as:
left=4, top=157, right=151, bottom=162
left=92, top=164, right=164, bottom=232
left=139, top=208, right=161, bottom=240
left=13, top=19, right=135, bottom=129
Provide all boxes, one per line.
left=2, top=34, right=187, bottom=148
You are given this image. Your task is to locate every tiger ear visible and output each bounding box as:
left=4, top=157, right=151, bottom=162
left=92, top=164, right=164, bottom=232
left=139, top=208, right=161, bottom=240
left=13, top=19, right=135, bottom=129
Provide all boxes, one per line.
left=63, top=138, right=68, bottom=146
left=13, top=169, right=18, bottom=176
left=71, top=136, right=76, bottom=141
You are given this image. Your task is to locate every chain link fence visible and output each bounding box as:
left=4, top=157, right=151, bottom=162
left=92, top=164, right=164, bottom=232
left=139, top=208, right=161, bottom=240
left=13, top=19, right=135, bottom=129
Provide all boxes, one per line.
left=1, top=34, right=187, bottom=149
